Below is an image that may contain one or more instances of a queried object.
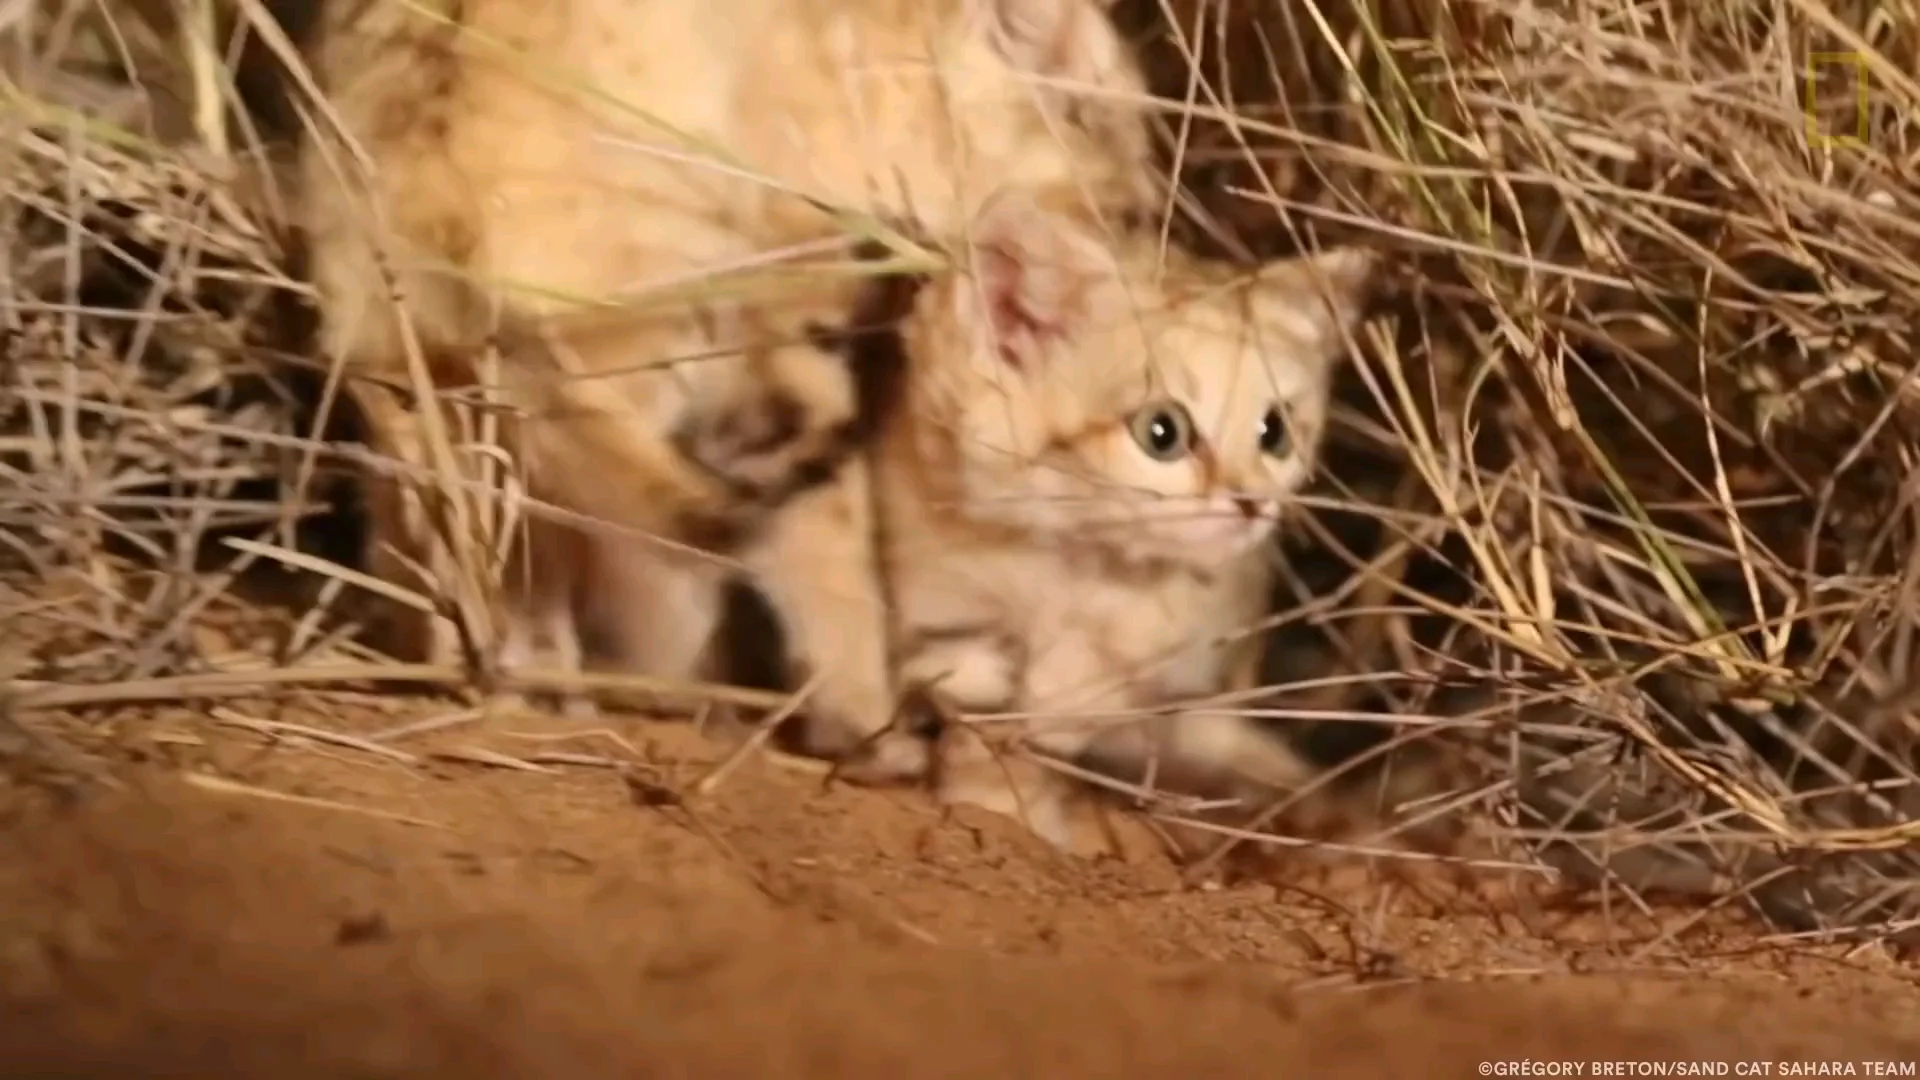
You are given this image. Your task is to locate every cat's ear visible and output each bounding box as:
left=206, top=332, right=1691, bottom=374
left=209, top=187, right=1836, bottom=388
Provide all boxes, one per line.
left=1253, top=247, right=1376, bottom=359
left=973, top=0, right=1127, bottom=81
left=956, top=193, right=1120, bottom=370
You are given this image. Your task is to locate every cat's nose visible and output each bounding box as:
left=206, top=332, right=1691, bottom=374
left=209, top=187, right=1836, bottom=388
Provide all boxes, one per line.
left=1231, top=496, right=1263, bottom=520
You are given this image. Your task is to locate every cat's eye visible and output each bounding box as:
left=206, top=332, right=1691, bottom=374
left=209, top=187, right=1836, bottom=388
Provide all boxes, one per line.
left=1258, top=406, right=1292, bottom=458
left=1127, top=401, right=1195, bottom=462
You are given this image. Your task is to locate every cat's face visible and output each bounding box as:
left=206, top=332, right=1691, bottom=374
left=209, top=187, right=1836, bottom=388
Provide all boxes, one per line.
left=904, top=196, right=1373, bottom=568
left=1045, top=295, right=1343, bottom=561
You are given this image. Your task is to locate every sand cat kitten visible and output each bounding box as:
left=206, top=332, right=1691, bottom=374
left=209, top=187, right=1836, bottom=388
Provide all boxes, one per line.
left=867, top=194, right=1372, bottom=849
left=298, top=0, right=1160, bottom=765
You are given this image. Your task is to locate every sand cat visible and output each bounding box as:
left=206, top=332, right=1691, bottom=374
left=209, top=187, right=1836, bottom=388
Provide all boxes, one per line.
left=298, top=0, right=1161, bottom=767
left=861, top=193, right=1372, bottom=849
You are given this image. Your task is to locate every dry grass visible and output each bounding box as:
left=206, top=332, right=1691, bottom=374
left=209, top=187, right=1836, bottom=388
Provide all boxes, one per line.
left=0, top=3, right=317, bottom=685
left=1117, top=0, right=1920, bottom=942
left=3, top=0, right=1920, bottom=951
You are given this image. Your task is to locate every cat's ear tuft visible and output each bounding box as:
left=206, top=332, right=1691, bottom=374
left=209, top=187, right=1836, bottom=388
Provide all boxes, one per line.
left=956, top=193, right=1113, bottom=370
left=973, top=0, right=1124, bottom=81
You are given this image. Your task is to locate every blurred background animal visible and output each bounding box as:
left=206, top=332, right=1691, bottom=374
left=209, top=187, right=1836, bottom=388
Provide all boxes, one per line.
left=293, top=0, right=1166, bottom=773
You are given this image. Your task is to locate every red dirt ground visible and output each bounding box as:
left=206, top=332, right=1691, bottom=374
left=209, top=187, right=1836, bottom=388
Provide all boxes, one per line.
left=4, top=695, right=1919, bottom=1077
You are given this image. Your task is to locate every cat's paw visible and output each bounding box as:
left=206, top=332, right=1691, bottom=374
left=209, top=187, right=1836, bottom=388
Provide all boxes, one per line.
left=781, top=659, right=933, bottom=784
left=934, top=742, right=1091, bottom=853
left=557, top=692, right=601, bottom=722
left=792, top=693, right=934, bottom=786
left=941, top=771, right=1081, bottom=852
left=486, top=682, right=598, bottom=720
left=364, top=601, right=465, bottom=669
left=899, top=637, right=1018, bottom=713
left=828, top=729, right=934, bottom=787
left=493, top=612, right=595, bottom=720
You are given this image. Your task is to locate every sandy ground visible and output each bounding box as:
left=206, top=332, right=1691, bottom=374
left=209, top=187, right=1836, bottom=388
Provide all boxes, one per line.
left=4, top=695, right=1920, bottom=1078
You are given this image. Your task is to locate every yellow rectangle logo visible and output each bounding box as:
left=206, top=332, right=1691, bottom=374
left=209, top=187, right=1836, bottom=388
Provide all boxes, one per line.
left=1806, top=51, right=1869, bottom=147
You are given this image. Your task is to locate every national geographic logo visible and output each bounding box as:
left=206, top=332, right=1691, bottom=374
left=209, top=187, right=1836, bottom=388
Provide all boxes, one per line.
left=1805, top=52, right=1869, bottom=147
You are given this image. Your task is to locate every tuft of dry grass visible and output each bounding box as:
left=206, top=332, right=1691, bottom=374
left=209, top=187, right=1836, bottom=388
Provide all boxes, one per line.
left=0, top=1, right=326, bottom=692
left=1117, top=0, right=1920, bottom=943
left=4, top=0, right=1920, bottom=950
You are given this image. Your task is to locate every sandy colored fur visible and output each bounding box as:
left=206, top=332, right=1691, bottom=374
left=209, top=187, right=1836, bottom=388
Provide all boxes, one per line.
left=304, top=0, right=1157, bottom=362
left=872, top=195, right=1374, bottom=849
left=298, top=0, right=1163, bottom=759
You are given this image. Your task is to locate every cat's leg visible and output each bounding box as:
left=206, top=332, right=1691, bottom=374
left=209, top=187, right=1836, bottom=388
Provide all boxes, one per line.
left=508, top=312, right=747, bottom=548
left=933, top=727, right=1086, bottom=849
left=897, top=628, right=1022, bottom=713
left=1082, top=708, right=1314, bottom=801
left=1021, top=620, right=1312, bottom=820
left=496, top=310, right=750, bottom=714
left=584, top=536, right=731, bottom=705
left=1134, top=560, right=1313, bottom=805
left=935, top=734, right=1084, bottom=849
left=743, top=457, right=926, bottom=781
left=959, top=635, right=1185, bottom=852
left=1078, top=707, right=1318, bottom=861
left=655, top=307, right=927, bottom=780
left=354, top=385, right=471, bottom=669
left=495, top=516, right=596, bottom=719
left=360, top=370, right=602, bottom=715
left=892, top=621, right=1085, bottom=848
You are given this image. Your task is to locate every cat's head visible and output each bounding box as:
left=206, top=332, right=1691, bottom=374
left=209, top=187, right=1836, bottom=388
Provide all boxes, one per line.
left=902, top=194, right=1374, bottom=568
left=916, top=0, right=1160, bottom=220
